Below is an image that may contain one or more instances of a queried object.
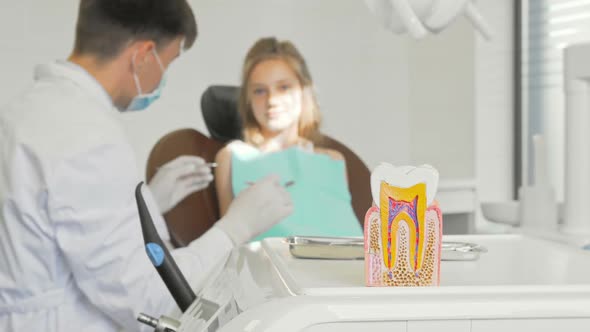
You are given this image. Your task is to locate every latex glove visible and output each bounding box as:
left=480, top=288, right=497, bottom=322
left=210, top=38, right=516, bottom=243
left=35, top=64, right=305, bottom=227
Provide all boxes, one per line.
left=149, top=155, right=214, bottom=214
left=215, top=174, right=293, bottom=245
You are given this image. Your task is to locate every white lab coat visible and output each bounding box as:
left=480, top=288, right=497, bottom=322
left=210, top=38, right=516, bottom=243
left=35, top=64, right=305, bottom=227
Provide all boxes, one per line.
left=0, top=61, right=234, bottom=332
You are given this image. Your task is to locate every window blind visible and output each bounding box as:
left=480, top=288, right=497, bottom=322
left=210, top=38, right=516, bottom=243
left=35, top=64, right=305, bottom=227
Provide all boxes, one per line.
left=522, top=0, right=590, bottom=199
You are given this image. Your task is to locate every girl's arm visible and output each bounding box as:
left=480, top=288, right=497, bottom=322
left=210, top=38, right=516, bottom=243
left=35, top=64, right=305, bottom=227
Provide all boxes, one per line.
left=214, top=144, right=234, bottom=216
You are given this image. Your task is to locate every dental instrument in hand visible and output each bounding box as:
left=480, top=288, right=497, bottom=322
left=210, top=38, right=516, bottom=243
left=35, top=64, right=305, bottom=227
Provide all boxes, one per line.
left=246, top=180, right=295, bottom=188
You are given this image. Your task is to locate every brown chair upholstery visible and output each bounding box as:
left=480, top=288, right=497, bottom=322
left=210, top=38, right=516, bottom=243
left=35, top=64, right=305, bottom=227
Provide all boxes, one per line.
left=146, top=86, right=372, bottom=248
left=146, top=128, right=224, bottom=247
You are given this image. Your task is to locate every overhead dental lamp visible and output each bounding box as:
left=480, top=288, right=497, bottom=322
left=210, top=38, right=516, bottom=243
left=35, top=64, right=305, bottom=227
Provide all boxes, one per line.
left=365, top=0, right=492, bottom=40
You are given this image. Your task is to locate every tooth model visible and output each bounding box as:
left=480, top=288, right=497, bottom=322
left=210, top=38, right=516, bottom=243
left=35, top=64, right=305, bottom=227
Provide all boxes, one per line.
left=365, top=163, right=442, bottom=287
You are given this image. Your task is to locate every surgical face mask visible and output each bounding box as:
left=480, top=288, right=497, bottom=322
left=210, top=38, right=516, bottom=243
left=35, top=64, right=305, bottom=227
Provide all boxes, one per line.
left=125, top=49, right=166, bottom=112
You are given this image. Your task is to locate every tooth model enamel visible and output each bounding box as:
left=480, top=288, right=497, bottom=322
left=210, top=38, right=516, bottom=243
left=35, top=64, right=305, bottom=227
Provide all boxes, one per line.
left=370, top=163, right=439, bottom=207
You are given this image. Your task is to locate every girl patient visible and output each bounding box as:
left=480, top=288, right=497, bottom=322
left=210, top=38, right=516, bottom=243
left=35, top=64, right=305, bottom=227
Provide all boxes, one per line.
left=215, top=37, right=362, bottom=240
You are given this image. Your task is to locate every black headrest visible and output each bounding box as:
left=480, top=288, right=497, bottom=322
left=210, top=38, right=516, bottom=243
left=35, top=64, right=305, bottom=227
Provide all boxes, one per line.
left=200, top=85, right=243, bottom=143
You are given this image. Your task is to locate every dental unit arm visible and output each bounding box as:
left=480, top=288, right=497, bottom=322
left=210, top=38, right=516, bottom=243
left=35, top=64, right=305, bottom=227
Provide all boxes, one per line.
left=365, top=0, right=492, bottom=40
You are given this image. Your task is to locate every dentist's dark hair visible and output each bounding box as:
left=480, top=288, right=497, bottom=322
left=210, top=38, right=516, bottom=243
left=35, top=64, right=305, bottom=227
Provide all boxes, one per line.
left=73, top=0, right=197, bottom=60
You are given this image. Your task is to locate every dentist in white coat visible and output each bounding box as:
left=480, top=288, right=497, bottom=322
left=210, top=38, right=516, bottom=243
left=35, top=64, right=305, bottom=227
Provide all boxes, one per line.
left=0, top=1, right=293, bottom=331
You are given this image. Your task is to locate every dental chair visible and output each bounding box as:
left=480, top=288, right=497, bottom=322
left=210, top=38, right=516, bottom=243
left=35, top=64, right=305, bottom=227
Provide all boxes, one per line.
left=146, top=85, right=371, bottom=248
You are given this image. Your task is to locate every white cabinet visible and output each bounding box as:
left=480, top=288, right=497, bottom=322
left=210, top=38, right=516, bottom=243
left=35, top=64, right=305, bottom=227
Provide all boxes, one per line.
left=437, top=179, right=477, bottom=234
left=303, top=321, right=406, bottom=332
left=408, top=320, right=471, bottom=332
left=471, top=318, right=590, bottom=332
left=304, top=318, right=590, bottom=332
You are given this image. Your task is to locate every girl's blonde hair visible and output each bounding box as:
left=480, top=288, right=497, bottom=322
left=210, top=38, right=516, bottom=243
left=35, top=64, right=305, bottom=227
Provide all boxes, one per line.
left=238, top=37, right=322, bottom=146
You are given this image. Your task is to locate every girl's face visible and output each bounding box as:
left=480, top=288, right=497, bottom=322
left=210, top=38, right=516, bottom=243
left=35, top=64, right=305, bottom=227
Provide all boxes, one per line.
left=247, top=59, right=303, bottom=137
